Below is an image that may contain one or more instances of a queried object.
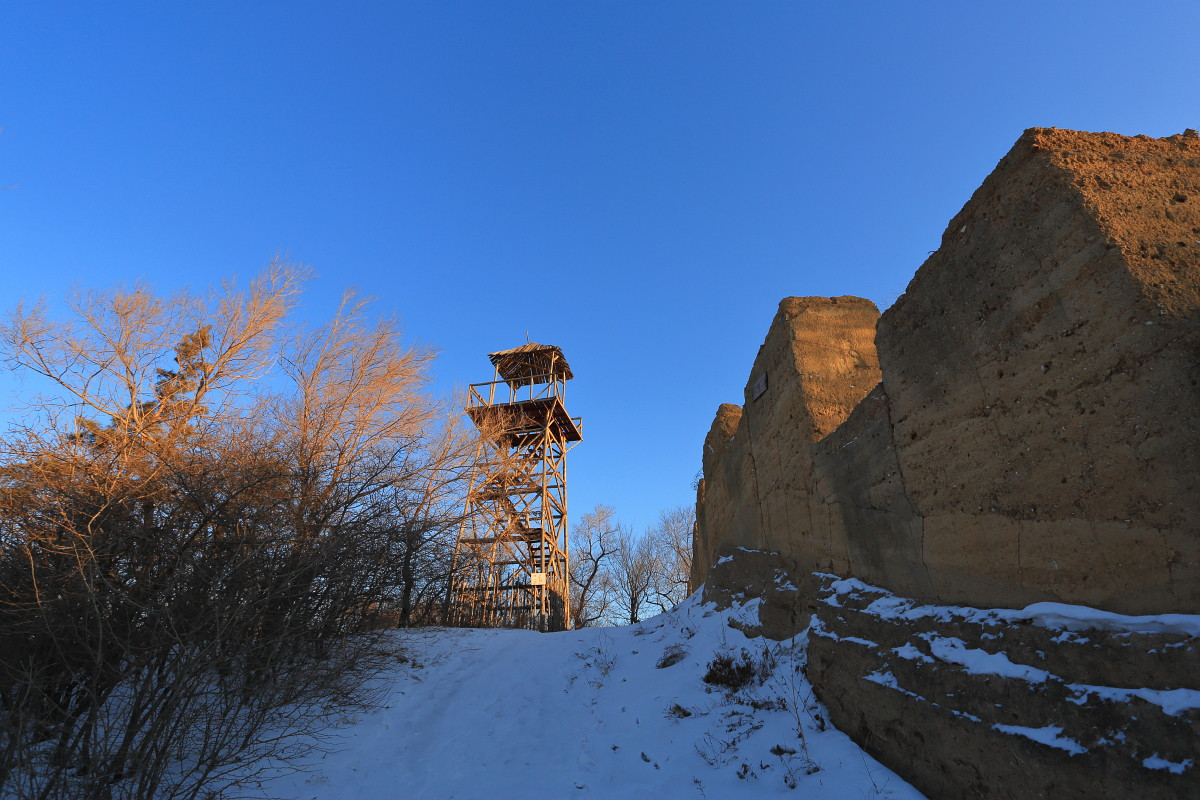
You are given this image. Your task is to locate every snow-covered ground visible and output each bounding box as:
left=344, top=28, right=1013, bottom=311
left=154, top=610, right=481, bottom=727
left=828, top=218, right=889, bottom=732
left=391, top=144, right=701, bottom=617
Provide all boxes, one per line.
left=254, top=594, right=925, bottom=800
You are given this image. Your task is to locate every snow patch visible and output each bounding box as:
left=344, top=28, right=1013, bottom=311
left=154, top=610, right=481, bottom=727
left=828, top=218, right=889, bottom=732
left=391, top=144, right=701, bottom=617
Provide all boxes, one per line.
left=991, top=724, right=1087, bottom=755
left=863, top=669, right=900, bottom=689
left=1067, top=683, right=1200, bottom=717
left=891, top=643, right=934, bottom=664
left=1142, top=754, right=1193, bottom=774
left=921, top=635, right=1051, bottom=683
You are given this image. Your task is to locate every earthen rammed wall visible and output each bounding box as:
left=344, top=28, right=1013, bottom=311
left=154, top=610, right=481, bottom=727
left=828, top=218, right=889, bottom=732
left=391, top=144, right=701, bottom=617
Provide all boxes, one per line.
left=692, top=128, right=1200, bottom=615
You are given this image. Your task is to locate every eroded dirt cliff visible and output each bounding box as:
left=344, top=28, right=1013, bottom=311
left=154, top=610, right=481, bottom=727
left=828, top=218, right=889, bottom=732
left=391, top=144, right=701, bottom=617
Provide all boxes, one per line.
left=693, top=127, right=1200, bottom=615
left=689, top=297, right=882, bottom=589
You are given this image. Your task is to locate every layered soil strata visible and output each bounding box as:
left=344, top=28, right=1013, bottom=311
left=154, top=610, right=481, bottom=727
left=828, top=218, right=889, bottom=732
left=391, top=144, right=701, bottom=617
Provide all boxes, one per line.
left=807, top=576, right=1199, bottom=800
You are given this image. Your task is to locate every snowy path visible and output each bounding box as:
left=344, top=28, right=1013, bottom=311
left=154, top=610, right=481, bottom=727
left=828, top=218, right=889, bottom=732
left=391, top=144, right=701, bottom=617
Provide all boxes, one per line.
left=257, top=597, right=925, bottom=800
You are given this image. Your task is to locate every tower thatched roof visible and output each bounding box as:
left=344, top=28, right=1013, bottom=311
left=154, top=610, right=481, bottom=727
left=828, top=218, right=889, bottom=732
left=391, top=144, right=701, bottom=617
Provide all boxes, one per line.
left=487, top=343, right=573, bottom=387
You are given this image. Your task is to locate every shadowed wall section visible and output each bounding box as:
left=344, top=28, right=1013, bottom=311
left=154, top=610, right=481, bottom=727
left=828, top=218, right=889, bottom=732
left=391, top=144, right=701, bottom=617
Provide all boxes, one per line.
left=691, top=296, right=883, bottom=587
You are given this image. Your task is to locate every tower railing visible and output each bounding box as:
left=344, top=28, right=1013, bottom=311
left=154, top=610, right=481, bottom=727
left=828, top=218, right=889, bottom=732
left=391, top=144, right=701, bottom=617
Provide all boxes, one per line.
left=467, top=373, right=568, bottom=407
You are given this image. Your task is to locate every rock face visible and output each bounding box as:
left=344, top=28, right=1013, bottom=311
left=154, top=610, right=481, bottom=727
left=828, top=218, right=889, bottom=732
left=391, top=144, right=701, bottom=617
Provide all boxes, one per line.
left=877, top=128, right=1200, bottom=613
left=807, top=576, right=1200, bottom=800
left=690, top=297, right=883, bottom=589
left=693, top=128, right=1200, bottom=616
left=692, top=127, right=1200, bottom=800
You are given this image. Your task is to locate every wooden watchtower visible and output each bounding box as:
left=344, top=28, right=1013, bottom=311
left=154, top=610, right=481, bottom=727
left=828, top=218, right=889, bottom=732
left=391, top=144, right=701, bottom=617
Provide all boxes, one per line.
left=451, top=343, right=582, bottom=632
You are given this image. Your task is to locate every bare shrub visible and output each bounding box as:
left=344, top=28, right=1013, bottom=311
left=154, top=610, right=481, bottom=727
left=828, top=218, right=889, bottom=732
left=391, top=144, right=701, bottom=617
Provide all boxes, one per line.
left=702, top=651, right=759, bottom=693
left=0, top=263, right=475, bottom=799
left=702, top=646, right=774, bottom=694
left=666, top=702, right=693, bottom=719
left=656, top=643, right=689, bottom=669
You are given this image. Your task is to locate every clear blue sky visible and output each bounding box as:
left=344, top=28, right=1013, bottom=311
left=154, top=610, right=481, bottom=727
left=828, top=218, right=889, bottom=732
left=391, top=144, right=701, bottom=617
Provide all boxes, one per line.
left=2, top=2, right=1197, bottom=534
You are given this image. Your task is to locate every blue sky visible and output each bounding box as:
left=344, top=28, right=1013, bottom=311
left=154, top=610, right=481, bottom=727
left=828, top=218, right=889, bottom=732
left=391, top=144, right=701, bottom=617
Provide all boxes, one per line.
left=2, top=2, right=1197, bottom=533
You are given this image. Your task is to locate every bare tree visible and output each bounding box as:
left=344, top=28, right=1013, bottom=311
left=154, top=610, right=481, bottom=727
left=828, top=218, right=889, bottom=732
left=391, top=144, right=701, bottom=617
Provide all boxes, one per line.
left=381, top=406, right=479, bottom=628
left=0, top=263, right=474, bottom=800
left=567, top=504, right=696, bottom=628
left=568, top=505, right=622, bottom=629
left=646, top=505, right=695, bottom=614
left=609, top=526, right=658, bottom=625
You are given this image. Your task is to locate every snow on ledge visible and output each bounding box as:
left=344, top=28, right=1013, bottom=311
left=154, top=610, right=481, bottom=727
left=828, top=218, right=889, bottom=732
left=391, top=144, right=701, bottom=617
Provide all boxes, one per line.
left=1011, top=602, right=1200, bottom=638
left=819, top=575, right=1200, bottom=638
left=992, top=724, right=1087, bottom=755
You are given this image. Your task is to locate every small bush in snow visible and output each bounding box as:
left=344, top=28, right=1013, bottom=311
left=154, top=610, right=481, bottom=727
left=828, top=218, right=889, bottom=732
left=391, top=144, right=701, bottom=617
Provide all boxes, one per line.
left=657, top=643, right=689, bottom=669
left=703, top=649, right=759, bottom=692
left=703, top=645, right=776, bottom=693
left=666, top=702, right=694, bottom=719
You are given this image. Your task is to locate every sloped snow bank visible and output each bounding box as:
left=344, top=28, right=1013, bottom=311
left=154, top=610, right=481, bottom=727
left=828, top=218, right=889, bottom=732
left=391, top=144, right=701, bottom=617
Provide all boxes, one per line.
left=252, top=593, right=925, bottom=799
